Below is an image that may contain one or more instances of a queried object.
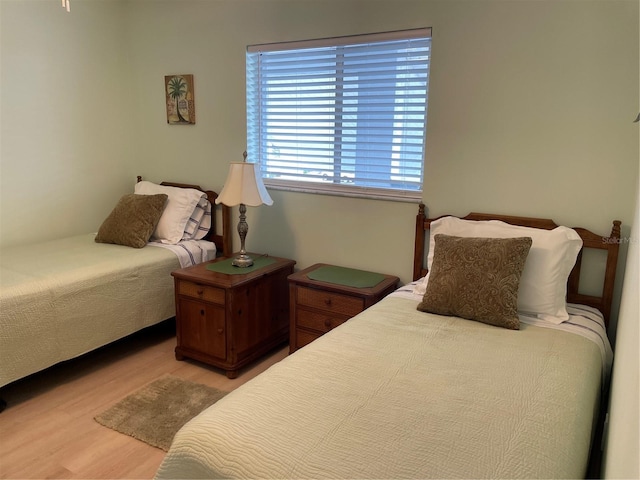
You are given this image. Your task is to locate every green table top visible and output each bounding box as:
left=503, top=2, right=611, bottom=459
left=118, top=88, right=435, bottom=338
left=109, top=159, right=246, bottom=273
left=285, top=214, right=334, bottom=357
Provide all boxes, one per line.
left=307, top=265, right=385, bottom=288
left=206, top=256, right=276, bottom=274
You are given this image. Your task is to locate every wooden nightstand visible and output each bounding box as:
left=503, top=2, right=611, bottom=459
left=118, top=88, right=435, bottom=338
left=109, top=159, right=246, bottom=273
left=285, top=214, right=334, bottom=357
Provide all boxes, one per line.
left=288, top=263, right=399, bottom=353
left=172, top=255, right=295, bottom=378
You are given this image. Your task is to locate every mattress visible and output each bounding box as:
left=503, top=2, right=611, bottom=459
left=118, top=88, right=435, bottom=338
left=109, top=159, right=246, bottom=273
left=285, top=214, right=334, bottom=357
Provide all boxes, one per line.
left=156, top=292, right=608, bottom=479
left=0, top=234, right=213, bottom=388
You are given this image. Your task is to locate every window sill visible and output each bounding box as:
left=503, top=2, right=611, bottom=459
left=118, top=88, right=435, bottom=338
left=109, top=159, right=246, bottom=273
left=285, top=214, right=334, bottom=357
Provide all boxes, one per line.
left=264, top=180, right=422, bottom=203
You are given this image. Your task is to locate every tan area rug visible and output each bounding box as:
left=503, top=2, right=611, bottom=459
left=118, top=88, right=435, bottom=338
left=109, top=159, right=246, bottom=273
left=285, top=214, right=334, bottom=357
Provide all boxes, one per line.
left=94, top=375, right=227, bottom=451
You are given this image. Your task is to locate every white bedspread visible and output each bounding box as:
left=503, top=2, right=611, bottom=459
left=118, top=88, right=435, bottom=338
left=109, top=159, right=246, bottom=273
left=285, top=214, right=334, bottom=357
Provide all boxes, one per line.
left=156, top=294, right=605, bottom=480
left=0, top=234, right=213, bottom=388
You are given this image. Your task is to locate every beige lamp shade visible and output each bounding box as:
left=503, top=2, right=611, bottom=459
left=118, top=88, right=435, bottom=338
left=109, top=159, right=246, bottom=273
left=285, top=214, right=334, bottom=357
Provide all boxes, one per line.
left=215, top=162, right=273, bottom=207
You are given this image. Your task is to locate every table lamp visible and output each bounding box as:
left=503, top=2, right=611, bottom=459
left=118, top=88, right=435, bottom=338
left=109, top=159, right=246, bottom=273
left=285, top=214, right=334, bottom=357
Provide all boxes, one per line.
left=215, top=152, right=273, bottom=267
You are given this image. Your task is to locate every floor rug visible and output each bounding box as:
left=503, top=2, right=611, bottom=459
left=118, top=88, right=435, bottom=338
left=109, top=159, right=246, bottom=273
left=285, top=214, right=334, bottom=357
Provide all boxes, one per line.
left=94, top=375, right=227, bottom=451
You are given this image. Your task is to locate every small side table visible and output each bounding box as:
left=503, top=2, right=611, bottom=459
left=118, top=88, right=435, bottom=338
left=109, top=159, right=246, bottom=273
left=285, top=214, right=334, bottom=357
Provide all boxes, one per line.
left=172, top=254, right=296, bottom=378
left=288, top=263, right=399, bottom=353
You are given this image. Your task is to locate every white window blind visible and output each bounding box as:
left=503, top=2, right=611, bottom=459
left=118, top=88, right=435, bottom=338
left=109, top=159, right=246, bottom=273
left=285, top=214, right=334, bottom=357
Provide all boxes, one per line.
left=246, top=28, right=431, bottom=201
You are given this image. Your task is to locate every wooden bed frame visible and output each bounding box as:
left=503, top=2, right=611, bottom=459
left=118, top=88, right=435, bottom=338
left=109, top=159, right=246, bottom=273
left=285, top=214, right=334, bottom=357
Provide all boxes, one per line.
left=413, top=203, right=622, bottom=327
left=138, top=176, right=233, bottom=257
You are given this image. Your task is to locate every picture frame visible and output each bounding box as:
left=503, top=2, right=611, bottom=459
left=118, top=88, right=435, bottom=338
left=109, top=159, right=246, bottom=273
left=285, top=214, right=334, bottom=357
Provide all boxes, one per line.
left=165, top=74, right=195, bottom=125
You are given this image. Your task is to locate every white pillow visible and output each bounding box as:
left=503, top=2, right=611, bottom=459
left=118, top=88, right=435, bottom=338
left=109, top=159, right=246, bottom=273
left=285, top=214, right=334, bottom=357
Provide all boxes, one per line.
left=134, top=181, right=205, bottom=244
left=418, top=216, right=583, bottom=323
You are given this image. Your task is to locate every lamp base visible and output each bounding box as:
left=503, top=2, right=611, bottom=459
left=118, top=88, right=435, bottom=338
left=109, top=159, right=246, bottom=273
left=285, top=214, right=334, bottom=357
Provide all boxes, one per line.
left=232, top=253, right=254, bottom=268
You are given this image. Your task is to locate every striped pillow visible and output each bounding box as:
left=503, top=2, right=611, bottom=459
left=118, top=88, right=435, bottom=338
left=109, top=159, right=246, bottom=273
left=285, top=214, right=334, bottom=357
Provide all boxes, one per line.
left=182, top=197, right=212, bottom=240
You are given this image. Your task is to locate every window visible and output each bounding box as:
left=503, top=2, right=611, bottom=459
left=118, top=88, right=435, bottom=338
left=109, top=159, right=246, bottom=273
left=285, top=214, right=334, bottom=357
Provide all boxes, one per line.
left=246, top=28, right=431, bottom=201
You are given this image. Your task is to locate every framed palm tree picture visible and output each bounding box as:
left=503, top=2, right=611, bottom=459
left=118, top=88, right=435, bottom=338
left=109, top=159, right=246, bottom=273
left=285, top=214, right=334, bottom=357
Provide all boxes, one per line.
left=165, top=74, right=196, bottom=125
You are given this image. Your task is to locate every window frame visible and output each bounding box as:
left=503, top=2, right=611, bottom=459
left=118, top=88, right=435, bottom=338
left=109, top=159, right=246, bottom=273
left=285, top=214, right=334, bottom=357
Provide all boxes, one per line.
left=246, top=28, right=431, bottom=202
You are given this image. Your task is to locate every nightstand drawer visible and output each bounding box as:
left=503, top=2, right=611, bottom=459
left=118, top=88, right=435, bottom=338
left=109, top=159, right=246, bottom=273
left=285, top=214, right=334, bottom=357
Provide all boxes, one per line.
left=296, top=308, right=349, bottom=333
left=288, top=263, right=399, bottom=354
left=294, top=329, right=320, bottom=350
left=178, top=281, right=225, bottom=305
left=297, top=286, right=364, bottom=316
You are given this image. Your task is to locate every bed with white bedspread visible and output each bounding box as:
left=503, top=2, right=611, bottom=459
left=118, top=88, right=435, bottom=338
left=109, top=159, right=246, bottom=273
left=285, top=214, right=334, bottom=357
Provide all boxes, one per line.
left=156, top=205, right=621, bottom=479
left=0, top=179, right=231, bottom=390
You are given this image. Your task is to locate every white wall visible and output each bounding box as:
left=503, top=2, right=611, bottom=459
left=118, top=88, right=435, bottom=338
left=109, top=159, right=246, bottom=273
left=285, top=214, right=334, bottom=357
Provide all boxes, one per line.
left=123, top=0, right=638, bottom=287
left=1, top=0, right=134, bottom=246
left=602, top=183, right=640, bottom=479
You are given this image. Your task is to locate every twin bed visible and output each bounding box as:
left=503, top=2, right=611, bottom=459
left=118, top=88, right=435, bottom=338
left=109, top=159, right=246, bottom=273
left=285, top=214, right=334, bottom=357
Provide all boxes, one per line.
left=0, top=179, right=232, bottom=391
left=156, top=204, right=621, bottom=479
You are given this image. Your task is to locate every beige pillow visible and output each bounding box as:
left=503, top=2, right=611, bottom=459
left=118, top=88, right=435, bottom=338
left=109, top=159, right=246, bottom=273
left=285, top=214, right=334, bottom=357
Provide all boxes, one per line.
left=417, top=234, right=532, bottom=329
left=95, top=193, right=168, bottom=248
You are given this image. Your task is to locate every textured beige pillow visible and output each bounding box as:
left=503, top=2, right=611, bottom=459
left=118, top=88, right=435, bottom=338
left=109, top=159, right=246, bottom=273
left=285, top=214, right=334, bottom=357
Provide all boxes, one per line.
left=417, top=234, right=533, bottom=329
left=95, top=193, right=168, bottom=248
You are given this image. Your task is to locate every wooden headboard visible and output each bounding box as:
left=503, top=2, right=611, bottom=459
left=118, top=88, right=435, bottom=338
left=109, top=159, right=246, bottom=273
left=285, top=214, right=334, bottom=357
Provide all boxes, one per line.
left=413, top=203, right=622, bottom=326
left=137, top=176, right=233, bottom=257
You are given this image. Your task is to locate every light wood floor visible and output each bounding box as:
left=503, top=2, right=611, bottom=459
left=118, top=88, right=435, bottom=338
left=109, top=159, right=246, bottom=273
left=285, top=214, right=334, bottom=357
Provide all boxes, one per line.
left=0, top=320, right=288, bottom=479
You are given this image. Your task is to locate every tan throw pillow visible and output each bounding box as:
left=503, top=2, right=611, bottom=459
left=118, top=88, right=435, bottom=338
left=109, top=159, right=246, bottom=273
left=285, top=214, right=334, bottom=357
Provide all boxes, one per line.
left=95, top=193, right=168, bottom=248
left=417, top=234, right=533, bottom=329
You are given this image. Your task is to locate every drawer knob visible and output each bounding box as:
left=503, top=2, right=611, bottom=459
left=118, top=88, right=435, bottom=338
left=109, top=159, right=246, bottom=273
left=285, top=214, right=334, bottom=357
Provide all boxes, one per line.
left=324, top=298, right=332, bottom=306
left=217, top=328, right=224, bottom=334
left=200, top=309, right=205, bottom=316
left=197, top=289, right=204, bottom=296
left=324, top=319, right=332, bottom=329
